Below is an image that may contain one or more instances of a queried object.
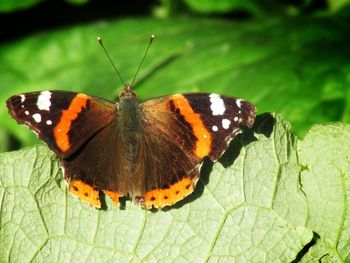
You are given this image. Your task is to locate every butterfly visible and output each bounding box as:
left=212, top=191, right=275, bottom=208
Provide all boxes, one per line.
left=6, top=84, right=256, bottom=209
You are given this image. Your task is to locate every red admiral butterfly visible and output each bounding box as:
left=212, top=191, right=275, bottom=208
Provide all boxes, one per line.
left=6, top=37, right=256, bottom=209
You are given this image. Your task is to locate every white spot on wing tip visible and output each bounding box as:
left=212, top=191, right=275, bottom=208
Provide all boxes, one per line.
left=37, top=91, right=52, bottom=111
left=236, top=99, right=243, bottom=108
left=20, top=94, right=25, bottom=103
left=32, top=113, right=41, bottom=123
left=46, top=120, right=52, bottom=125
left=212, top=125, right=218, bottom=132
left=222, top=119, right=231, bottom=129
left=209, top=93, right=225, bottom=116
left=25, top=110, right=29, bottom=116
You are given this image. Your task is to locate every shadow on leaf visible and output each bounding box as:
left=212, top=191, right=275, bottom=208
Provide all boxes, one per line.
left=220, top=112, right=274, bottom=167
left=291, top=231, right=320, bottom=263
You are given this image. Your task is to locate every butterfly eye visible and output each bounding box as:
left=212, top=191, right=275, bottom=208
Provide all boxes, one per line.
left=119, top=89, right=137, bottom=98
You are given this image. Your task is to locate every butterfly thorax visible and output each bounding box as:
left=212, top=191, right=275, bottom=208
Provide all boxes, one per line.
left=117, top=84, right=141, bottom=131
left=118, top=97, right=141, bottom=133
left=117, top=93, right=143, bottom=161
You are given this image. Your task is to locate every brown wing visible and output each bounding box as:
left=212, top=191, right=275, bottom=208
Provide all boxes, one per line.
left=61, top=118, right=126, bottom=208
left=139, top=93, right=256, bottom=209
left=138, top=103, right=201, bottom=208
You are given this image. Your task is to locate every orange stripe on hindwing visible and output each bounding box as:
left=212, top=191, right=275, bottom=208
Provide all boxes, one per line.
left=171, top=94, right=211, bottom=158
left=69, top=180, right=120, bottom=207
left=54, top=94, right=88, bottom=152
left=69, top=179, right=101, bottom=207
left=144, top=177, right=195, bottom=209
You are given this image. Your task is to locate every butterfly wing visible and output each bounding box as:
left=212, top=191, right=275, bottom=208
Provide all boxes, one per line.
left=6, top=90, right=117, bottom=158
left=61, top=118, right=125, bottom=207
left=7, top=90, right=119, bottom=207
left=139, top=93, right=256, bottom=208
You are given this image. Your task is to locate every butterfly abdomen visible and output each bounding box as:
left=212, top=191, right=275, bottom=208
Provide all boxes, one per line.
left=116, top=96, right=147, bottom=195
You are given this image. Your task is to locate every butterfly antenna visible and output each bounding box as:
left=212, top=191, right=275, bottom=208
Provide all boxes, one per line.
left=131, top=35, right=155, bottom=88
left=97, top=37, right=126, bottom=87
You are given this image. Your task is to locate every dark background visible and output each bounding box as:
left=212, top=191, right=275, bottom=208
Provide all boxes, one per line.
left=0, top=0, right=331, bottom=42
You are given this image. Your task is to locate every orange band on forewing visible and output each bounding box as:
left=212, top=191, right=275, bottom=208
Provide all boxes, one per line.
left=171, top=94, right=211, bottom=158
left=104, top=190, right=120, bottom=206
left=144, top=177, right=194, bottom=209
left=54, top=94, right=88, bottom=152
left=69, top=179, right=100, bottom=207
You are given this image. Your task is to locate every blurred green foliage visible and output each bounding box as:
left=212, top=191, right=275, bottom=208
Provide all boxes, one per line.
left=180, top=0, right=350, bottom=15
left=0, top=0, right=88, bottom=12
left=183, top=0, right=262, bottom=14
left=0, top=0, right=39, bottom=12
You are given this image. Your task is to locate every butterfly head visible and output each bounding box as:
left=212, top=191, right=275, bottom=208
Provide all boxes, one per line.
left=119, top=84, right=137, bottom=99
left=98, top=35, right=153, bottom=102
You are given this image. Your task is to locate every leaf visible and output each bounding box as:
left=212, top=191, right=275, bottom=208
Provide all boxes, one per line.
left=65, top=0, right=89, bottom=5
left=182, top=0, right=262, bottom=14
left=1, top=17, right=350, bottom=151
left=327, top=0, right=350, bottom=12
left=298, top=123, right=350, bottom=262
left=2, top=113, right=349, bottom=261
left=0, top=0, right=40, bottom=13
left=0, top=128, right=11, bottom=153
left=0, top=0, right=90, bottom=12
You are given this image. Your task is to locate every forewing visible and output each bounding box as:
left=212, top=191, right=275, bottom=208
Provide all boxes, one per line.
left=182, top=93, right=256, bottom=160
left=6, top=90, right=117, bottom=158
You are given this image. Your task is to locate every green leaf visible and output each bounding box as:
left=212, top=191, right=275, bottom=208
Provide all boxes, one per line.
left=0, top=128, right=11, bottom=153
left=0, top=0, right=40, bottom=13
left=0, top=0, right=90, bottom=12
left=298, top=123, right=350, bottom=262
left=65, top=0, right=89, bottom=5
left=1, top=17, right=350, bottom=151
left=2, top=113, right=349, bottom=261
left=327, top=0, right=350, bottom=12
left=182, top=0, right=262, bottom=14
